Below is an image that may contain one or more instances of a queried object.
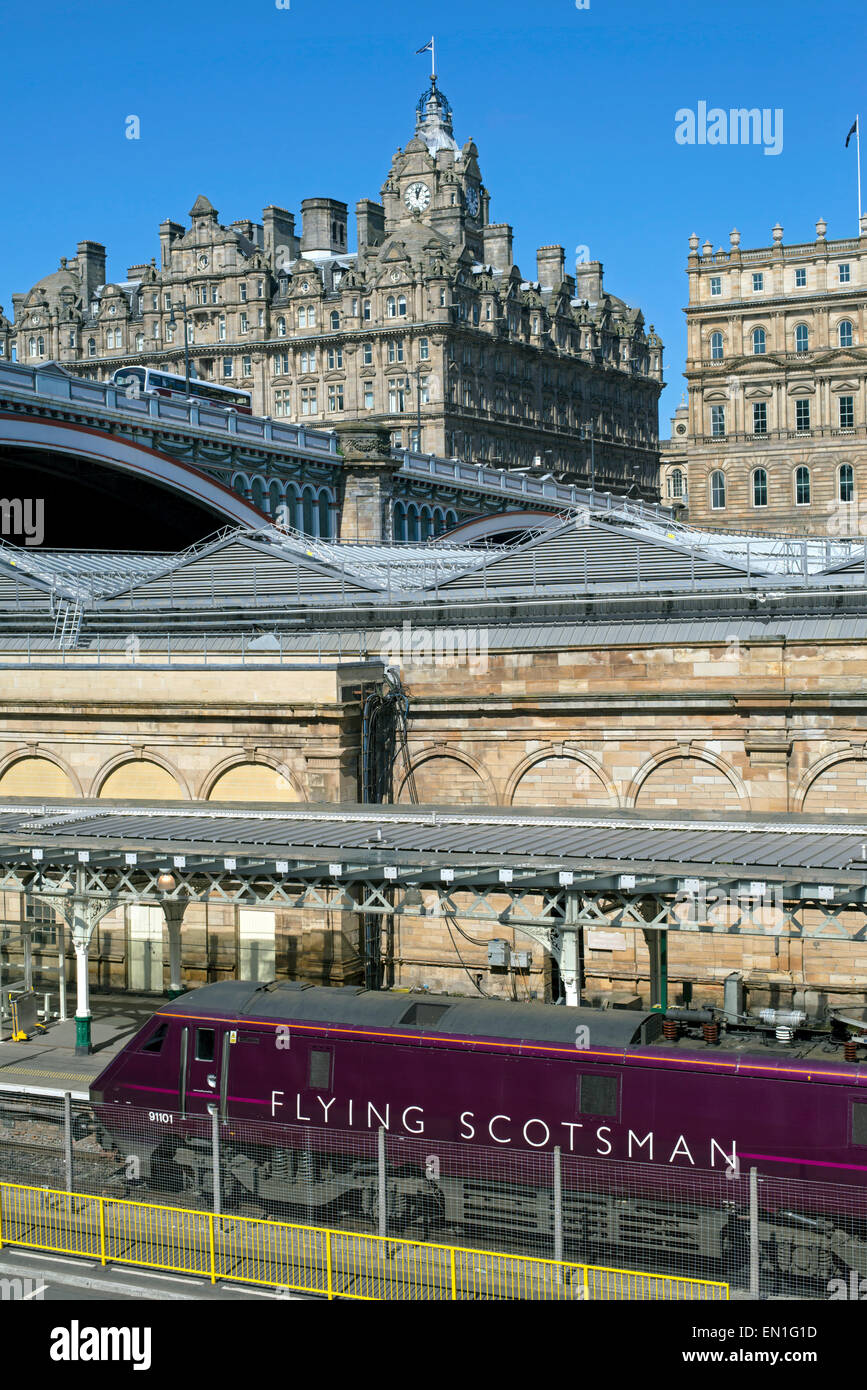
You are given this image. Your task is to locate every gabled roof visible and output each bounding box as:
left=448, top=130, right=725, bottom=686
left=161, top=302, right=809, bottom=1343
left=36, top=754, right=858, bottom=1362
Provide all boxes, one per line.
left=435, top=513, right=764, bottom=597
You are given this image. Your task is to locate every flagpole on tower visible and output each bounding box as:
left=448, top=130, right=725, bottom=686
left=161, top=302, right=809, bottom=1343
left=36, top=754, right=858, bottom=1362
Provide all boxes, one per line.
left=431, top=36, right=436, bottom=82
left=857, top=116, right=862, bottom=228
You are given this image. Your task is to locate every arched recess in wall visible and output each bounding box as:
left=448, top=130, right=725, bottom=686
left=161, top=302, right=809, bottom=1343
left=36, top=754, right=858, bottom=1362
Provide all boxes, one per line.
left=97, top=758, right=186, bottom=801
left=629, top=750, right=747, bottom=812
left=507, top=749, right=617, bottom=808
left=0, top=754, right=77, bottom=798
left=397, top=748, right=494, bottom=805
left=798, top=753, right=867, bottom=814
left=205, top=760, right=301, bottom=803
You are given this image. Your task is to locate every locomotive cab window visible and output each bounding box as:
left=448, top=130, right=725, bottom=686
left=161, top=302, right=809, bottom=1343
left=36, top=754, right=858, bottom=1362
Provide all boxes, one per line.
left=308, top=1049, right=332, bottom=1090
left=578, top=1073, right=620, bottom=1118
left=852, top=1103, right=867, bottom=1146
left=195, top=1028, right=216, bottom=1063
left=140, top=1022, right=168, bottom=1054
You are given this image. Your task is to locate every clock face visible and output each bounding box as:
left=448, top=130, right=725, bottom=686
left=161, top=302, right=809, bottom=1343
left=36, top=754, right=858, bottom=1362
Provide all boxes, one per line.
left=466, top=186, right=480, bottom=218
left=404, top=182, right=431, bottom=213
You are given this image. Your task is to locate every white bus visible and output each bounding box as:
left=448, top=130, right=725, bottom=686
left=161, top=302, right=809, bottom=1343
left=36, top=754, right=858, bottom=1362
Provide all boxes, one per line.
left=111, top=367, right=253, bottom=414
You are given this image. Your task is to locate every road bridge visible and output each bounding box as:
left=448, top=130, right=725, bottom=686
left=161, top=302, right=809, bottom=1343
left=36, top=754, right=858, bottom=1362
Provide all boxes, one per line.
left=0, top=361, right=675, bottom=546
left=1, top=800, right=866, bottom=1052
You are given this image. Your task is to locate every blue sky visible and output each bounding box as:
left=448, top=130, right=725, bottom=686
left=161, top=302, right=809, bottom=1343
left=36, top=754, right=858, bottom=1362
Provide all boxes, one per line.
left=3, top=0, right=865, bottom=427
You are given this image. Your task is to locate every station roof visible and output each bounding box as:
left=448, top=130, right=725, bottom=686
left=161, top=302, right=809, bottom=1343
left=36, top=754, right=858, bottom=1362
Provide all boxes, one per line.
left=3, top=801, right=867, bottom=896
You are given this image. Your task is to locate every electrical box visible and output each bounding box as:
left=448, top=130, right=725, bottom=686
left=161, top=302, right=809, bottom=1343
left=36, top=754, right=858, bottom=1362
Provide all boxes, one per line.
left=487, top=938, right=510, bottom=968
left=511, top=950, right=532, bottom=970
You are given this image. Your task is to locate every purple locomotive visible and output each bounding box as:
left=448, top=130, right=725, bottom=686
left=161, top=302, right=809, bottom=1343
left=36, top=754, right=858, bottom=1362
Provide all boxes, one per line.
left=91, top=981, right=867, bottom=1282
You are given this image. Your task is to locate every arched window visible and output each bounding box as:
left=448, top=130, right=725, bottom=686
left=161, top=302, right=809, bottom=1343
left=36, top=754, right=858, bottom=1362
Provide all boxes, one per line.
left=88, top=338, right=96, bottom=357
left=393, top=501, right=406, bottom=542
left=302, top=486, right=315, bottom=536
left=397, top=295, right=407, bottom=317
left=839, top=463, right=855, bottom=503
left=668, top=468, right=684, bottom=499
left=445, top=509, right=458, bottom=530
left=317, top=491, right=331, bottom=538
left=795, top=465, right=811, bottom=505
left=752, top=327, right=766, bottom=355
left=710, top=332, right=724, bottom=361
left=386, top=296, right=396, bottom=318
left=710, top=470, right=726, bottom=510
left=752, top=468, right=768, bottom=507
left=407, top=503, right=420, bottom=542
left=420, top=506, right=433, bottom=541
left=839, top=319, right=854, bottom=348
left=330, top=310, right=340, bottom=331
left=277, top=316, right=286, bottom=337
left=268, top=480, right=283, bottom=519
left=250, top=477, right=266, bottom=509
left=433, top=507, right=445, bottom=536
left=795, top=324, right=809, bottom=353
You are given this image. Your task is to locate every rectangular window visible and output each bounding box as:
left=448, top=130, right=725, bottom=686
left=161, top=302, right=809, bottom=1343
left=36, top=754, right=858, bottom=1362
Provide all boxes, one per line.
left=363, top=384, right=374, bottom=409
left=211, top=286, right=219, bottom=304
left=578, top=1073, right=619, bottom=1117
left=219, top=317, right=226, bottom=341
left=258, top=309, right=264, bottom=326
left=752, top=272, right=764, bottom=292
left=152, top=294, right=158, bottom=311
left=388, top=377, right=407, bottom=412
left=308, top=1049, right=332, bottom=1089
left=795, top=267, right=806, bottom=288
left=711, top=404, right=726, bottom=436
left=239, top=313, right=248, bottom=334
left=300, top=350, right=316, bottom=373
left=164, top=293, right=172, bottom=310
left=274, top=389, right=290, bottom=416
left=853, top=1103, right=867, bottom=1146
left=796, top=398, right=811, bottom=431
left=222, top=357, right=234, bottom=378
left=327, top=383, right=344, bottom=411
left=709, top=276, right=722, bottom=296
left=274, top=352, right=289, bottom=375
left=141, top=1022, right=169, bottom=1054
left=363, top=300, right=371, bottom=321
left=752, top=401, right=767, bottom=434
left=419, top=337, right=429, bottom=360
left=327, top=347, right=343, bottom=369
left=387, top=340, right=404, bottom=364
left=839, top=263, right=851, bottom=284
left=362, top=343, right=373, bottom=365
left=419, top=375, right=429, bottom=405
left=300, top=386, right=317, bottom=415
left=242, top=355, right=252, bottom=376
left=240, top=283, right=248, bottom=301
left=195, top=1028, right=215, bottom=1062
left=840, top=395, right=855, bottom=429
left=257, top=281, right=264, bottom=297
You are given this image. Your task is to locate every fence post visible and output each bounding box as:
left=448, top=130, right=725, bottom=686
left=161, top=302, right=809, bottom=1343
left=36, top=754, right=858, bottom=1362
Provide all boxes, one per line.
left=749, top=1166, right=760, bottom=1298
left=98, top=1197, right=106, bottom=1266
left=450, top=1247, right=457, bottom=1301
left=326, top=1229, right=334, bottom=1300
left=209, top=1212, right=216, bottom=1284
left=63, top=1092, right=73, bottom=1193
left=209, top=1105, right=221, bottom=1216
left=553, top=1146, right=563, bottom=1269
left=377, top=1126, right=387, bottom=1241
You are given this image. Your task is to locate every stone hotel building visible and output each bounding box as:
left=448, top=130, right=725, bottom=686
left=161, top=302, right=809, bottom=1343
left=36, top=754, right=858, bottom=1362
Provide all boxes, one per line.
left=0, top=82, right=663, bottom=494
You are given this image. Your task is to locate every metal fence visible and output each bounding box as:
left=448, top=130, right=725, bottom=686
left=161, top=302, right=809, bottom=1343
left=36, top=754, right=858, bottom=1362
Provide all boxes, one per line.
left=0, top=1179, right=725, bottom=1300
left=4, top=1088, right=863, bottom=1298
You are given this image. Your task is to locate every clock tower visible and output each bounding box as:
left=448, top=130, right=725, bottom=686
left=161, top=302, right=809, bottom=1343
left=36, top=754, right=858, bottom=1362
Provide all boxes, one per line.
left=380, top=80, right=485, bottom=260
